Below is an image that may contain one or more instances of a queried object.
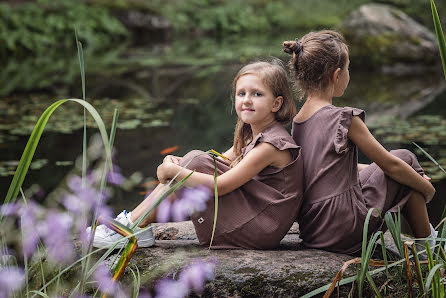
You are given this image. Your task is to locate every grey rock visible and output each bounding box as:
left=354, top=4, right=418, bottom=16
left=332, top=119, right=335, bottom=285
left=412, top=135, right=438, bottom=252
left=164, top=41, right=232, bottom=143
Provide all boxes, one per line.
left=118, top=222, right=356, bottom=296
left=339, top=4, right=439, bottom=69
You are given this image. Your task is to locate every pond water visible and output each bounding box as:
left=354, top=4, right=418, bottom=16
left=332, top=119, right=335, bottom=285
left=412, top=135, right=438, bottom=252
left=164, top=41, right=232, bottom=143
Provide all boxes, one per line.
left=1, top=32, right=446, bottom=226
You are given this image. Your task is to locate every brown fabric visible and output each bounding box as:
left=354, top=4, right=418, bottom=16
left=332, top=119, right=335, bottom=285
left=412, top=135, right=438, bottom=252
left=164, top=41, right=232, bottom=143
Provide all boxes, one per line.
left=179, top=122, right=304, bottom=249
left=292, top=105, right=426, bottom=254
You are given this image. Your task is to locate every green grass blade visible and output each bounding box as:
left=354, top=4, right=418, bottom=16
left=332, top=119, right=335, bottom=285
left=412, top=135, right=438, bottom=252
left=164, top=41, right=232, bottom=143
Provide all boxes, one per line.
left=411, top=242, right=425, bottom=296
left=208, top=155, right=219, bottom=249
left=130, top=266, right=141, bottom=298
left=301, top=256, right=408, bottom=298
left=75, top=29, right=89, bottom=294
left=412, top=142, right=446, bottom=174
left=29, top=291, right=49, bottom=298
left=365, top=272, right=381, bottom=298
left=426, top=241, right=439, bottom=297
left=358, top=208, right=376, bottom=298
left=431, top=0, right=446, bottom=80
left=379, top=232, right=389, bottom=278
left=385, top=211, right=404, bottom=257
left=3, top=98, right=112, bottom=207
left=82, top=108, right=119, bottom=292
left=425, top=263, right=444, bottom=297
left=75, top=29, right=86, bottom=102
left=4, top=99, right=66, bottom=205
left=109, top=109, right=119, bottom=148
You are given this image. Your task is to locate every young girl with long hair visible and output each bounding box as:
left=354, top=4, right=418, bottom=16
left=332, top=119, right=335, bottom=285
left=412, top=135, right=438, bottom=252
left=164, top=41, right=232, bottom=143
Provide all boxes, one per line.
left=283, top=30, right=436, bottom=254
left=89, top=60, right=303, bottom=249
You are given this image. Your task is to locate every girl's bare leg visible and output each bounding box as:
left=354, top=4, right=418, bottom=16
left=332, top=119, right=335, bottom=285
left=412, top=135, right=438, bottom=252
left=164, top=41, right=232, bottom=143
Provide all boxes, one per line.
left=130, top=183, right=171, bottom=227
left=402, top=191, right=431, bottom=238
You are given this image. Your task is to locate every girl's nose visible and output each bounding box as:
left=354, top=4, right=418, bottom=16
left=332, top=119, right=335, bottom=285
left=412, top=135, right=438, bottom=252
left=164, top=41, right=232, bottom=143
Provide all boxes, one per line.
left=243, top=94, right=253, bottom=105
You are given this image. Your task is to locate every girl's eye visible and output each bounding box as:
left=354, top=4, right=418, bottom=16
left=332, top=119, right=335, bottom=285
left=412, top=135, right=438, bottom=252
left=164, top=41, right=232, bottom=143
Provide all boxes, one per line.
left=237, top=91, right=245, bottom=97
left=254, top=92, right=262, bottom=97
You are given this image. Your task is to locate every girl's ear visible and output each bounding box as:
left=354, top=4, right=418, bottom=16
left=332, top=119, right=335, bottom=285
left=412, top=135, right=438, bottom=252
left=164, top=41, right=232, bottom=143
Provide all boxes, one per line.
left=272, top=96, right=283, bottom=112
left=332, top=68, right=341, bottom=84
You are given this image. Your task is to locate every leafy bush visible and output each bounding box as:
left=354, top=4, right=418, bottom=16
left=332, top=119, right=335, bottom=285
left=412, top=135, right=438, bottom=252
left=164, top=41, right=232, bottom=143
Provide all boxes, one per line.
left=0, top=0, right=128, bottom=60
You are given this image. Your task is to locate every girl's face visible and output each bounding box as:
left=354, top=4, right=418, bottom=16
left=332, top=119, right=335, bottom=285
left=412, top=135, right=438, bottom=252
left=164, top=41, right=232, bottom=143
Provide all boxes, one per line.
left=333, top=57, right=350, bottom=97
left=234, top=74, right=282, bottom=126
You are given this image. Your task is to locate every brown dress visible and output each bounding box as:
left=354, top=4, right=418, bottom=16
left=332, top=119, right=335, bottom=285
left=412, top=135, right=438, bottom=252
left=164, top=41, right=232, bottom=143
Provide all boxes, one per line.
left=179, top=122, right=304, bottom=249
left=292, top=105, right=429, bottom=254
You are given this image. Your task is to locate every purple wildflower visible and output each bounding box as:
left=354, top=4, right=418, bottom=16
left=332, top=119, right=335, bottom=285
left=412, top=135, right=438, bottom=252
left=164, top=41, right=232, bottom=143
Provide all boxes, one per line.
left=107, top=167, right=125, bottom=186
left=93, top=262, right=116, bottom=294
left=0, top=267, right=24, bottom=297
left=157, top=199, right=172, bottom=223
left=138, top=292, right=152, bottom=298
left=0, top=203, right=20, bottom=217
left=170, top=186, right=211, bottom=222
left=179, top=259, right=216, bottom=293
left=155, top=279, right=188, bottom=298
left=180, top=186, right=211, bottom=213
left=41, top=211, right=74, bottom=264
left=154, top=259, right=216, bottom=298
left=63, top=175, right=109, bottom=215
left=19, top=202, right=42, bottom=258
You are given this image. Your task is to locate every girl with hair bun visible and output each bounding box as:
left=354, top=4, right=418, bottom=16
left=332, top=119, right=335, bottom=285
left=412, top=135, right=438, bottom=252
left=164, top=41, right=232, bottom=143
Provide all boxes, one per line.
left=283, top=30, right=437, bottom=255
left=88, top=59, right=304, bottom=250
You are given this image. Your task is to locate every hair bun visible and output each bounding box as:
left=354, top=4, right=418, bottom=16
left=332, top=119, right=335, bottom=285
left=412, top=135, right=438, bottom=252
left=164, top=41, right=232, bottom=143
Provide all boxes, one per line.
left=282, top=39, right=302, bottom=56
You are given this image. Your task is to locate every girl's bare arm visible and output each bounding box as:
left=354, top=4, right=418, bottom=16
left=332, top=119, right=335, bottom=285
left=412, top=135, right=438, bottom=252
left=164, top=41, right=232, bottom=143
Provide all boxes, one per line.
left=157, top=143, right=288, bottom=195
left=348, top=116, right=435, bottom=201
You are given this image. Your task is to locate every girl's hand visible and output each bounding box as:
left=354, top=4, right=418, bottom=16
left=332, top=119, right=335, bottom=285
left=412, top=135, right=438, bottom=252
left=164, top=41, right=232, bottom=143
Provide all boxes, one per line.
left=423, top=182, right=436, bottom=202
left=163, top=155, right=181, bottom=165
left=423, top=174, right=431, bottom=181
left=157, top=158, right=179, bottom=184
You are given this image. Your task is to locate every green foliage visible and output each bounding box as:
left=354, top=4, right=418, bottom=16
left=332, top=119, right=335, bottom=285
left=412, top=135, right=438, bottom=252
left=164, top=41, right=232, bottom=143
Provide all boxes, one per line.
left=0, top=0, right=128, bottom=60
left=155, top=0, right=366, bottom=34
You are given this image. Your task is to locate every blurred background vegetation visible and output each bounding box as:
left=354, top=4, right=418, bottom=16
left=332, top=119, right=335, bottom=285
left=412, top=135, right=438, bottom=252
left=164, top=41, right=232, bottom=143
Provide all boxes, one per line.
left=1, top=0, right=444, bottom=60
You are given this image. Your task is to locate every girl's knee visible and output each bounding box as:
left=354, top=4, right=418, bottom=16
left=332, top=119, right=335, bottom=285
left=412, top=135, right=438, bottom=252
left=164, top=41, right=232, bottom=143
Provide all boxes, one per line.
left=179, top=150, right=213, bottom=172
left=390, top=149, right=417, bottom=165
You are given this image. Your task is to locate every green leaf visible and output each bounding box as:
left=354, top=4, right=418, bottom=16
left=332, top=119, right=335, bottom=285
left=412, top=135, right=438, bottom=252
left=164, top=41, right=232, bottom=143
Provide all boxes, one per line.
left=208, top=155, right=219, bottom=249
left=431, top=0, right=446, bottom=80
left=3, top=98, right=112, bottom=207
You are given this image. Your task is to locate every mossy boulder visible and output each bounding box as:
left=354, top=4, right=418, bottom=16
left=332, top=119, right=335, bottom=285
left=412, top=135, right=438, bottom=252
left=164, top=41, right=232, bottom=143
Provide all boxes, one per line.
left=115, top=221, right=357, bottom=297
left=339, top=4, right=439, bottom=70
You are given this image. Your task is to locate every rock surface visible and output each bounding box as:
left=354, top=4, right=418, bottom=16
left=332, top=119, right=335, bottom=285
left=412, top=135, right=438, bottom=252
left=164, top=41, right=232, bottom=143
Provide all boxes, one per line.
left=339, top=4, right=439, bottom=70
left=115, top=221, right=381, bottom=297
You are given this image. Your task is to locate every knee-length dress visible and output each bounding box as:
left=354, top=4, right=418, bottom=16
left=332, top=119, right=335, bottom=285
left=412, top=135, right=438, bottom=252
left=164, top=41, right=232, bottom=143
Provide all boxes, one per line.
left=292, top=105, right=429, bottom=254
left=179, top=122, right=304, bottom=249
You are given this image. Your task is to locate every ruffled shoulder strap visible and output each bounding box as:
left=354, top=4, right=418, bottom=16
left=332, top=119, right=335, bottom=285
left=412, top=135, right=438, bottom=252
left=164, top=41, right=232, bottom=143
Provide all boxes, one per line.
left=243, top=123, right=299, bottom=157
left=334, top=107, right=365, bottom=154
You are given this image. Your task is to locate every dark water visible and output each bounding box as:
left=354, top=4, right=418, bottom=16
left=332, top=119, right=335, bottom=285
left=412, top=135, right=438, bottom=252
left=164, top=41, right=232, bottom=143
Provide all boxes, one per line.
left=1, top=35, right=446, bottom=226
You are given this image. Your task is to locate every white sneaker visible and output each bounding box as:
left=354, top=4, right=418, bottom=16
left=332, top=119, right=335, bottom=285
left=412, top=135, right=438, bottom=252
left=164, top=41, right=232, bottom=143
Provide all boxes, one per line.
left=415, top=224, right=438, bottom=260
left=86, top=210, right=155, bottom=249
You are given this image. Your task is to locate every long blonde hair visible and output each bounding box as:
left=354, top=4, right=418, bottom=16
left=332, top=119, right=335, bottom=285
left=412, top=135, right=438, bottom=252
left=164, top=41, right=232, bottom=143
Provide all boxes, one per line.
left=231, top=59, right=296, bottom=167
